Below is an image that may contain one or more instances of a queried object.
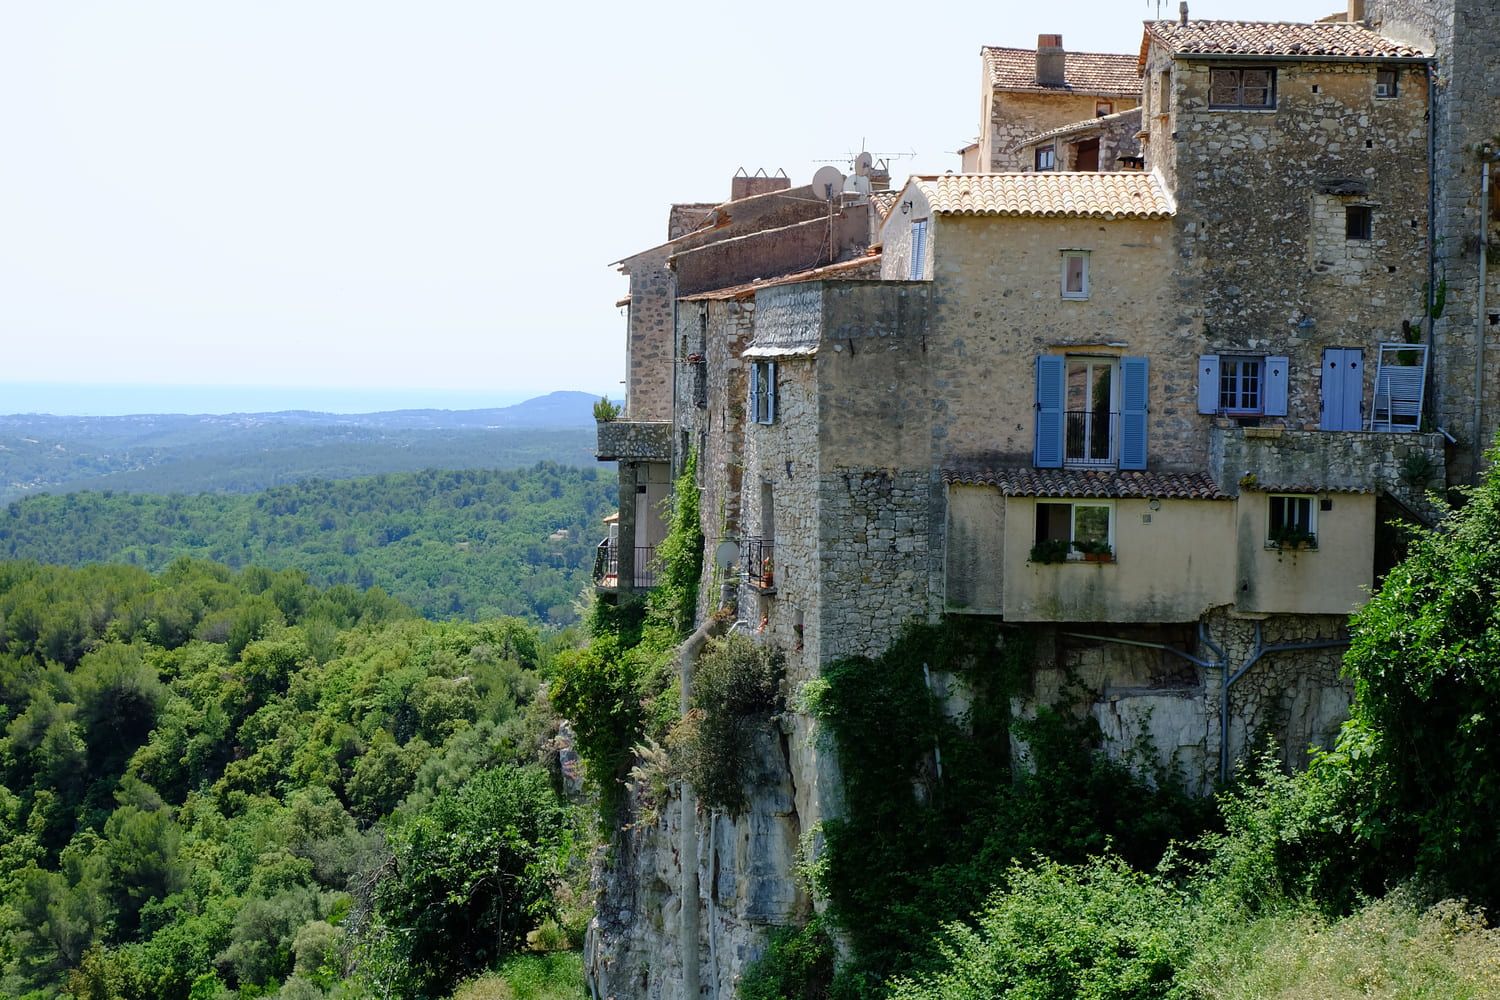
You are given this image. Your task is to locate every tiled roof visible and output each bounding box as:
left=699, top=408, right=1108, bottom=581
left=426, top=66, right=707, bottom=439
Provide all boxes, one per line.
left=678, top=254, right=882, bottom=303
left=870, top=189, right=900, bottom=222
left=983, top=46, right=1141, bottom=96
left=1242, top=481, right=1374, bottom=494
left=1018, top=107, right=1144, bottom=149
left=943, top=467, right=1231, bottom=500
left=911, top=172, right=1174, bottom=219
left=1143, top=20, right=1427, bottom=61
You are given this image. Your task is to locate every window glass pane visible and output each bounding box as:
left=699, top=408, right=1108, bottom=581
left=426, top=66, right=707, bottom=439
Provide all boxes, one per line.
left=1065, top=256, right=1085, bottom=293
left=1066, top=361, right=1089, bottom=410
left=1210, top=69, right=1241, bottom=105
left=1074, top=506, right=1110, bottom=546
left=1036, top=503, right=1071, bottom=542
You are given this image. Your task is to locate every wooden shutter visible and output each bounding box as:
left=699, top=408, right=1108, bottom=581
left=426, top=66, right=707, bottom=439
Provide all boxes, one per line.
left=1197, top=355, right=1220, bottom=414
left=1119, top=356, right=1149, bottom=470
left=1320, top=349, right=1362, bottom=431
left=749, top=362, right=761, bottom=423
left=909, top=220, right=928, bottom=280
left=767, top=362, right=777, bottom=423
left=1033, top=355, right=1066, bottom=468
left=1264, top=356, right=1289, bottom=417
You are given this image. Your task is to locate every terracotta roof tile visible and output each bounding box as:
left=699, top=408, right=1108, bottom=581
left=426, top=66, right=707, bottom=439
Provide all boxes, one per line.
left=869, top=189, right=900, bottom=222
left=1143, top=20, right=1426, bottom=60
left=1018, top=107, right=1143, bottom=149
left=943, top=467, right=1231, bottom=500
left=983, top=46, right=1141, bottom=96
left=912, top=172, right=1173, bottom=219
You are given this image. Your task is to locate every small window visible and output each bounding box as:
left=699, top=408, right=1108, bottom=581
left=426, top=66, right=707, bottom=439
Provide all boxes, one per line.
left=1096, top=100, right=1114, bottom=116
left=1157, top=69, right=1172, bottom=114
left=1219, top=356, right=1264, bottom=413
left=1268, top=494, right=1318, bottom=549
left=749, top=361, right=777, bottom=424
left=1033, top=501, right=1115, bottom=562
left=909, top=218, right=928, bottom=280
left=1375, top=69, right=1398, bottom=98
left=1346, top=205, right=1373, bottom=241
left=1061, top=251, right=1089, bottom=300
left=1035, top=145, right=1056, bottom=171
left=1209, top=67, right=1276, bottom=109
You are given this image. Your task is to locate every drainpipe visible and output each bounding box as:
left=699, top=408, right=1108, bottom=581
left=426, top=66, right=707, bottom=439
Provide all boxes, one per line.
left=1426, top=63, right=1440, bottom=436
left=1063, top=622, right=1348, bottom=784
left=1477, top=147, right=1493, bottom=468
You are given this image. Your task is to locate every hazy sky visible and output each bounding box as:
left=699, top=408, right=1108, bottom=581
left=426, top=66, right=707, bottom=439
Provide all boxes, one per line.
left=0, top=0, right=1328, bottom=412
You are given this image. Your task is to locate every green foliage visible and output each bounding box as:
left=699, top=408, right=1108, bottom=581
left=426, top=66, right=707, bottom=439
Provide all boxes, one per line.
left=887, top=856, right=1194, bottom=1000
left=668, top=633, right=783, bottom=815
left=646, top=452, right=704, bottom=640
left=591, top=397, right=620, bottom=422
left=739, top=918, right=835, bottom=1000
left=0, top=464, right=617, bottom=623
left=366, top=767, right=573, bottom=999
left=1028, top=538, right=1071, bottom=563
left=448, top=951, right=587, bottom=1000
left=804, top=619, right=1212, bottom=989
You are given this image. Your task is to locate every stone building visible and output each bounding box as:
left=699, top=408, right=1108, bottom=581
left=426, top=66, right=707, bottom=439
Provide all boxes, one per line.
left=586, top=2, right=1500, bottom=996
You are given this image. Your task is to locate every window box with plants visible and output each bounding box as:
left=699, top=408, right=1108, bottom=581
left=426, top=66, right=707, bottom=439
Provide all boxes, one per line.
left=1267, top=526, right=1318, bottom=551
left=1072, top=539, right=1115, bottom=563
left=1029, top=539, right=1072, bottom=564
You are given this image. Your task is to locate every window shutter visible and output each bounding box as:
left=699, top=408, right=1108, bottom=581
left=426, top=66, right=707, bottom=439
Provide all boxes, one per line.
left=1265, top=356, right=1289, bottom=417
left=749, top=362, right=761, bottom=423
left=909, top=221, right=928, bottom=280
left=1197, top=355, right=1220, bottom=414
left=767, top=362, right=777, bottom=423
left=1119, top=356, right=1150, bottom=470
left=1033, top=355, right=1066, bottom=468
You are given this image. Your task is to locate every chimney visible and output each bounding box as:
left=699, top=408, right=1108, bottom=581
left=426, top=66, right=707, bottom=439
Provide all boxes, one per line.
left=1348, top=0, right=1365, bottom=21
left=1179, top=1, right=1189, bottom=25
left=731, top=168, right=791, bottom=201
left=1036, top=34, right=1066, bottom=87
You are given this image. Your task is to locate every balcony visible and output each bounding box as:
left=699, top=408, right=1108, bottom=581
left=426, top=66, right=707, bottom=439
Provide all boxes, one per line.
left=595, top=420, right=673, bottom=462
left=592, top=539, right=658, bottom=591
left=745, top=537, right=776, bottom=593
left=1064, top=410, right=1118, bottom=468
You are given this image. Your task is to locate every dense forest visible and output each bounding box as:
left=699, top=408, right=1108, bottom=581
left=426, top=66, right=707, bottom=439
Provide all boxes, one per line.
left=0, top=560, right=588, bottom=1000
left=0, top=466, right=616, bottom=624
left=0, top=392, right=601, bottom=502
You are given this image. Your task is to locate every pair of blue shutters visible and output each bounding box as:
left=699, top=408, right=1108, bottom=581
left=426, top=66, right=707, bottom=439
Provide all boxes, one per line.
left=1196, top=355, right=1289, bottom=416
left=1033, top=355, right=1149, bottom=470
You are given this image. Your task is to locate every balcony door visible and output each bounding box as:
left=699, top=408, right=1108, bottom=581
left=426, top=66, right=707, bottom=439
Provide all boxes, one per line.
left=1065, top=357, right=1118, bottom=467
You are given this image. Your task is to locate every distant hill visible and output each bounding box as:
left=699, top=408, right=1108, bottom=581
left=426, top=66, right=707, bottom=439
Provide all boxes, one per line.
left=0, top=391, right=609, bottom=501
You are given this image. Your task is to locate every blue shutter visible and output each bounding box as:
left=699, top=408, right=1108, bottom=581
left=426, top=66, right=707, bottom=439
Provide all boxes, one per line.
left=1033, top=355, right=1065, bottom=468
left=767, top=362, right=777, bottom=423
left=749, top=362, right=761, bottom=423
left=1320, top=349, right=1343, bottom=430
left=1264, top=356, right=1289, bottom=417
left=1119, top=356, right=1149, bottom=470
left=1338, top=350, right=1362, bottom=430
left=909, top=220, right=928, bottom=280
left=1197, top=355, right=1220, bottom=414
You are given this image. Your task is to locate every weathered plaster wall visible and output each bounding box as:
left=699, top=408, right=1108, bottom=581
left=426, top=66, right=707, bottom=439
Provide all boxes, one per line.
left=1235, top=489, right=1375, bottom=615
left=877, top=186, right=935, bottom=282
left=923, top=215, right=1192, bottom=469
left=945, top=484, right=1006, bottom=614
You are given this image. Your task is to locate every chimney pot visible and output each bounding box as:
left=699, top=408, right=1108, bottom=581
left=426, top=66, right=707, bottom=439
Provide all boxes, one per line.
left=1179, top=1, right=1188, bottom=25
left=1036, top=34, right=1066, bottom=87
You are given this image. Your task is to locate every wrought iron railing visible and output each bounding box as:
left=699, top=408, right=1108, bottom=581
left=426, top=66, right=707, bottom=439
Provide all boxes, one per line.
left=1064, top=410, right=1118, bottom=467
left=745, top=537, right=775, bottom=591
left=592, top=539, right=657, bottom=589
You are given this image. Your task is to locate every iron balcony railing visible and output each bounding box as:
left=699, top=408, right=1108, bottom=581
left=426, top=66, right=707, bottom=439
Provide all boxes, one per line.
left=1064, top=410, right=1118, bottom=467
left=745, top=537, right=776, bottom=591
left=592, top=539, right=657, bottom=590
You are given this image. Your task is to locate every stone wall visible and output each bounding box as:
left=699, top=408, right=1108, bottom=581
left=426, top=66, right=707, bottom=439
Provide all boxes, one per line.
left=1367, top=0, right=1500, bottom=475
left=986, top=88, right=1141, bottom=172
left=1161, top=50, right=1432, bottom=435
left=620, top=247, right=677, bottom=423
left=595, top=419, right=673, bottom=462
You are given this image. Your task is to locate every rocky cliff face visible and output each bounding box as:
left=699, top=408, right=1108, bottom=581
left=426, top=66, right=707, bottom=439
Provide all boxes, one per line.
left=585, top=724, right=809, bottom=1000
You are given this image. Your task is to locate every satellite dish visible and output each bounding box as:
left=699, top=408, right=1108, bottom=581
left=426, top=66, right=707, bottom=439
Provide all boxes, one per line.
left=713, top=540, right=740, bottom=571
left=811, top=165, right=845, bottom=201
left=855, top=151, right=874, bottom=174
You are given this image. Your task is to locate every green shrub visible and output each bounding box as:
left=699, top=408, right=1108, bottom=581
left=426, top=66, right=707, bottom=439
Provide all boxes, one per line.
left=739, top=918, right=836, bottom=1000
left=448, top=951, right=587, bottom=1000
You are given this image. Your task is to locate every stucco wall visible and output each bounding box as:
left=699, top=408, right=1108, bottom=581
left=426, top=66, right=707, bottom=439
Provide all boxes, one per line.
left=1000, top=497, right=1236, bottom=622
left=1236, top=489, right=1375, bottom=615
left=945, top=484, right=1006, bottom=614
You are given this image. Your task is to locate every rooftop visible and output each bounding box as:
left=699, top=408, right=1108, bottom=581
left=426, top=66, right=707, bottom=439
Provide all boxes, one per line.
left=678, top=254, right=882, bottom=303
left=1141, top=19, right=1427, bottom=64
left=983, top=45, right=1141, bottom=96
left=943, top=467, right=1231, bottom=500
left=911, top=171, right=1174, bottom=219
left=1017, top=107, right=1144, bottom=149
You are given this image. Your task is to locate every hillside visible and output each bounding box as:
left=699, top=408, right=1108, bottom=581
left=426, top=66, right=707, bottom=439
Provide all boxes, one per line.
left=0, top=465, right=616, bottom=624
left=0, top=391, right=605, bottom=501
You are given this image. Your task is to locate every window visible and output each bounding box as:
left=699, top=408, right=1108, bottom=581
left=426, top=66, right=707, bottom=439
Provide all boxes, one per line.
left=1034, top=501, right=1115, bottom=561
left=1096, top=100, right=1113, bottom=116
left=1035, top=145, right=1056, bottom=171
left=1198, top=354, right=1288, bottom=417
left=909, top=218, right=928, bottom=280
left=749, top=361, right=777, bottom=424
left=1208, top=67, right=1276, bottom=109
left=1267, top=494, right=1317, bottom=549
left=1156, top=69, right=1171, bottom=115
left=1375, top=68, right=1398, bottom=98
left=1346, top=205, right=1373, bottom=241
left=1035, top=354, right=1149, bottom=470
left=1219, top=356, right=1263, bottom=413
left=1061, top=251, right=1089, bottom=300
left=1064, top=357, right=1117, bottom=466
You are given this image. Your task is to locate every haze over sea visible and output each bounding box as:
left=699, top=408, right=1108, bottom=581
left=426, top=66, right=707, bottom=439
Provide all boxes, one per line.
left=0, top=383, right=544, bottom=417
